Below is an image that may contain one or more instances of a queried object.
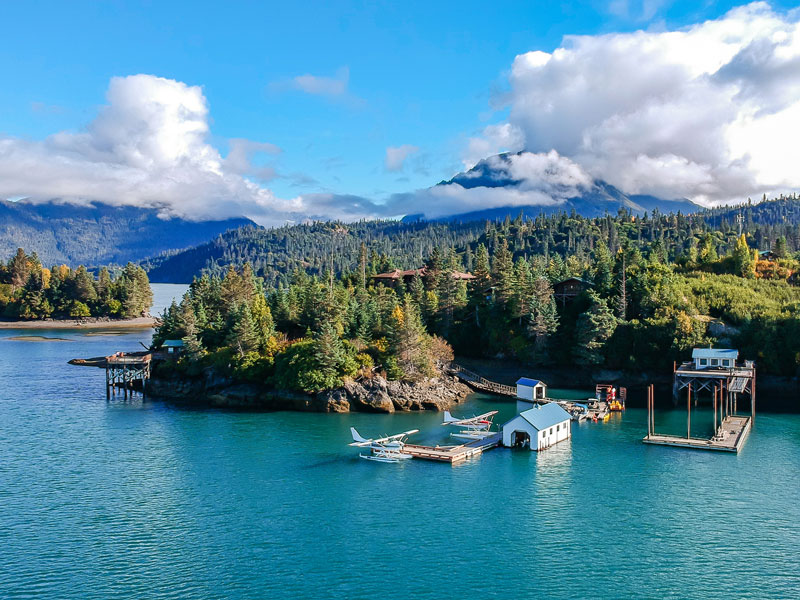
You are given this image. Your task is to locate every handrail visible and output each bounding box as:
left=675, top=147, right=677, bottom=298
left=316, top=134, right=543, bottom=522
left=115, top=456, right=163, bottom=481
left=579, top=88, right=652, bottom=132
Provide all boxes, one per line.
left=447, top=363, right=517, bottom=397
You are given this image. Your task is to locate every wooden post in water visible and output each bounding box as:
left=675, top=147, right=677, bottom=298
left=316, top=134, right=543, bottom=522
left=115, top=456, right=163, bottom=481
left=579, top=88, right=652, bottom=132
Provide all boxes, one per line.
left=687, top=383, right=692, bottom=439
left=650, top=384, right=655, bottom=436
left=713, top=384, right=717, bottom=436
left=752, top=369, right=756, bottom=424
left=647, top=385, right=651, bottom=437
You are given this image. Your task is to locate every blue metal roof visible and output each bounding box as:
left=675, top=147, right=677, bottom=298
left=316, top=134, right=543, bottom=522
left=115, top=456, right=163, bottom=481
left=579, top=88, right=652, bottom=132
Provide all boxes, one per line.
left=519, top=403, right=571, bottom=430
left=692, top=348, right=738, bottom=359
left=516, top=377, right=544, bottom=387
left=163, top=339, right=185, bottom=347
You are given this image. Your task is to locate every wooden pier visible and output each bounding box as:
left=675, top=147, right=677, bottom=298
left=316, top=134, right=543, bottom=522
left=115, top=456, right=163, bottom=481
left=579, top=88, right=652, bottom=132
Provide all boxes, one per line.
left=401, top=433, right=503, bottom=464
left=644, top=416, right=751, bottom=453
left=448, top=364, right=516, bottom=397
left=105, top=352, right=151, bottom=395
left=644, top=382, right=752, bottom=453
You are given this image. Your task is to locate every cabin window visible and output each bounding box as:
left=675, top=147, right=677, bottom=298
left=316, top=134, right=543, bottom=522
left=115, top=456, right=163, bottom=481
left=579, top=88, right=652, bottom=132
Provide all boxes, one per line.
left=550, top=428, right=554, bottom=435
left=722, top=359, right=730, bottom=367
left=699, top=358, right=707, bottom=366
left=711, top=358, right=719, bottom=366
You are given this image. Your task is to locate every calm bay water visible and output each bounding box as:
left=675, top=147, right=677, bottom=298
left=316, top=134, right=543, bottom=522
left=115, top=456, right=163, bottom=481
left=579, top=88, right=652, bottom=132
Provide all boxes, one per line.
left=1, top=285, right=799, bottom=599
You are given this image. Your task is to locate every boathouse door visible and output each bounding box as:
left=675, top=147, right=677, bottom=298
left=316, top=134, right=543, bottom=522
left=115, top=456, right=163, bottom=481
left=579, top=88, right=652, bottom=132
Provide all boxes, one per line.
left=512, top=431, right=530, bottom=448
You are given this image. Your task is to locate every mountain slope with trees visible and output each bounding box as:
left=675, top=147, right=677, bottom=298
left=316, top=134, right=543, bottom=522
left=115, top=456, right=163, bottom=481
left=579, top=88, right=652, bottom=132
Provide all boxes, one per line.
left=152, top=197, right=800, bottom=409
left=0, top=199, right=254, bottom=267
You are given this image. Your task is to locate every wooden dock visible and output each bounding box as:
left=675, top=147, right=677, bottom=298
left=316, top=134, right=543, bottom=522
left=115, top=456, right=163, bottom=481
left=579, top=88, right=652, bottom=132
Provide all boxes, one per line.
left=448, top=364, right=516, bottom=397
left=105, top=352, right=151, bottom=395
left=643, top=416, right=751, bottom=453
left=402, top=433, right=503, bottom=464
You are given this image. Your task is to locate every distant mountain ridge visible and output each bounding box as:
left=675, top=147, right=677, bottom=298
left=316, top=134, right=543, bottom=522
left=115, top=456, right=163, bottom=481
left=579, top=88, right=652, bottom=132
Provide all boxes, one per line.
left=0, top=200, right=254, bottom=267
left=425, top=152, right=702, bottom=222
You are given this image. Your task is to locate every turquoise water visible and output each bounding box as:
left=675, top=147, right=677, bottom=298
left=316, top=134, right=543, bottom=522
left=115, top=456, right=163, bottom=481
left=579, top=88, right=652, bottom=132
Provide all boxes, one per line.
left=1, top=287, right=799, bottom=599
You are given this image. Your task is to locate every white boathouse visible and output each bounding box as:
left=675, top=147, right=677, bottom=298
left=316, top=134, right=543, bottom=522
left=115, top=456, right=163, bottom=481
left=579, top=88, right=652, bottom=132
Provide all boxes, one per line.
left=516, top=377, right=547, bottom=401
left=691, top=348, right=738, bottom=370
left=502, top=403, right=571, bottom=451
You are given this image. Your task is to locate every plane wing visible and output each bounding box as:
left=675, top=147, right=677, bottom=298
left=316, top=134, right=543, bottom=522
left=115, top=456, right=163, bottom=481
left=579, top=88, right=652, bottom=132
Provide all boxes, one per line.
left=349, top=427, right=418, bottom=446
left=442, top=410, right=498, bottom=426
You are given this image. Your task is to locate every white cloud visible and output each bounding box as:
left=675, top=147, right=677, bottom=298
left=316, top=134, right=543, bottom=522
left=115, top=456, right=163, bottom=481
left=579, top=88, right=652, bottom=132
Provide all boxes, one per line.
left=491, top=2, right=800, bottom=205
left=291, top=66, right=350, bottom=96
left=0, top=74, right=309, bottom=224
left=225, top=138, right=281, bottom=181
left=385, top=144, right=419, bottom=172
left=463, top=123, right=525, bottom=168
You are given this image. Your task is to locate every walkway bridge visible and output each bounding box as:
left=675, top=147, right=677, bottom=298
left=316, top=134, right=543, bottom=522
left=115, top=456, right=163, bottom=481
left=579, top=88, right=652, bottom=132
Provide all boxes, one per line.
left=447, top=363, right=516, bottom=397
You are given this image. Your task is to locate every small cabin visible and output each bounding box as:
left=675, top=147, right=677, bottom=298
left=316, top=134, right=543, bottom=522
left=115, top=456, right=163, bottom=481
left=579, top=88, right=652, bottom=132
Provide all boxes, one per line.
left=691, top=348, right=738, bottom=370
left=759, top=250, right=778, bottom=262
left=553, top=277, right=593, bottom=304
left=516, top=377, right=547, bottom=401
left=162, top=339, right=185, bottom=355
left=371, top=267, right=476, bottom=288
left=502, top=403, right=572, bottom=451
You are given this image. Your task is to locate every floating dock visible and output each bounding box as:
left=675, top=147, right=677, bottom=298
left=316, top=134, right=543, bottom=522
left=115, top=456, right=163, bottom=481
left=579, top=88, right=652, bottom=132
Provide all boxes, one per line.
left=644, top=416, right=751, bottom=453
left=401, top=433, right=502, bottom=464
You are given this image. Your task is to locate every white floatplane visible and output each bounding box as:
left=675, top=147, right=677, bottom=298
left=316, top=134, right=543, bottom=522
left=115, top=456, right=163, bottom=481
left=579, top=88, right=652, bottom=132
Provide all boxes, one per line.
left=442, top=410, right=498, bottom=440
left=349, top=427, right=419, bottom=463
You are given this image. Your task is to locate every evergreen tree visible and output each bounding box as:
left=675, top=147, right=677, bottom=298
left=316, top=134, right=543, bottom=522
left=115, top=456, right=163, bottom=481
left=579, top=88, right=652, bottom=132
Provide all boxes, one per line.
left=472, top=243, right=491, bottom=291
left=733, top=234, right=756, bottom=278
left=313, top=321, right=347, bottom=385
left=227, top=303, right=259, bottom=355
left=575, top=292, right=617, bottom=365
left=8, top=248, right=30, bottom=290
left=773, top=236, right=788, bottom=259
left=492, top=239, right=514, bottom=304
left=527, top=276, right=559, bottom=360
left=389, top=298, right=433, bottom=380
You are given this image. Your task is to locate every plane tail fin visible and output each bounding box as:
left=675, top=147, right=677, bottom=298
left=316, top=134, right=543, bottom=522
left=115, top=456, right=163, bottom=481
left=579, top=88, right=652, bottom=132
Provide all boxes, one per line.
left=350, top=427, right=368, bottom=443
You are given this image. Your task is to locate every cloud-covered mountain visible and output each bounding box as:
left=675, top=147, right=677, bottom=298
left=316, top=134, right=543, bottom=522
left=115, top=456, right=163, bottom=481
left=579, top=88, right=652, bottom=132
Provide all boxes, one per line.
left=468, top=3, right=800, bottom=206
left=398, top=152, right=700, bottom=222
left=0, top=199, right=253, bottom=267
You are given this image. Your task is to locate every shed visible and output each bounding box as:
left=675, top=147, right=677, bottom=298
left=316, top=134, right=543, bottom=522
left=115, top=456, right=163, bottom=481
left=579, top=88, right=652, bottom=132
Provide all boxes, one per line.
left=692, top=348, right=738, bottom=370
left=502, top=403, right=572, bottom=451
left=162, top=339, right=185, bottom=354
left=516, top=377, right=547, bottom=401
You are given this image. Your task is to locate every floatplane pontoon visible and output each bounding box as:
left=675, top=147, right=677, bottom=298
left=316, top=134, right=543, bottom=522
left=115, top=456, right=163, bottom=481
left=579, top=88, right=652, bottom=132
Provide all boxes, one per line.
left=442, top=410, right=498, bottom=440
left=349, top=427, right=419, bottom=463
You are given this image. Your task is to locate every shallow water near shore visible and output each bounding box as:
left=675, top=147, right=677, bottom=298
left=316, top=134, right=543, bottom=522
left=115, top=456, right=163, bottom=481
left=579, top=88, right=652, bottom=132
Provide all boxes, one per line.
left=1, top=286, right=799, bottom=599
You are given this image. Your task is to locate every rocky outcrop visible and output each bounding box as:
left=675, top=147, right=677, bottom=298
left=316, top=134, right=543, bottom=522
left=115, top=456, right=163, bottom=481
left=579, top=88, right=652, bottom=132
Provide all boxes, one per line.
left=147, top=371, right=470, bottom=413
left=316, top=375, right=470, bottom=413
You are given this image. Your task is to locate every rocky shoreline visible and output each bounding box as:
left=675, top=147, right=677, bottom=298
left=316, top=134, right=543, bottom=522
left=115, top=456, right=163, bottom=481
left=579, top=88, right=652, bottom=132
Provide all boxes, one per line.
left=146, top=371, right=472, bottom=413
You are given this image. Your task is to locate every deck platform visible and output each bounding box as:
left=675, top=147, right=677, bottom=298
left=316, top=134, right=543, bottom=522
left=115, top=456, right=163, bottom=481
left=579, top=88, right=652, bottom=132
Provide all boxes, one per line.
left=402, top=433, right=502, bottom=464
left=643, top=416, right=751, bottom=453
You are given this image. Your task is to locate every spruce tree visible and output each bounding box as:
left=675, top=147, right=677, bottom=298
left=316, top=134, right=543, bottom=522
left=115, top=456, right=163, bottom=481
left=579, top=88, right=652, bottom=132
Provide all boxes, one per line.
left=575, top=292, right=617, bottom=365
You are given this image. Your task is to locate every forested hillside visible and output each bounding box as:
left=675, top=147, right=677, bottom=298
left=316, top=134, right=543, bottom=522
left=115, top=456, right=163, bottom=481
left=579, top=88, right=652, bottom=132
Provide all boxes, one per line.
left=145, top=196, right=800, bottom=286
left=153, top=194, right=800, bottom=397
left=144, top=220, right=486, bottom=284
left=0, top=199, right=253, bottom=267
left=0, top=248, right=152, bottom=320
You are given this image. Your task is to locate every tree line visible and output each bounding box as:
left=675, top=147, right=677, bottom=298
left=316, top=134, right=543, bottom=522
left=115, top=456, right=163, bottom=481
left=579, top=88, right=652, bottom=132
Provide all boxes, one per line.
left=154, top=207, right=800, bottom=397
left=0, top=248, right=153, bottom=319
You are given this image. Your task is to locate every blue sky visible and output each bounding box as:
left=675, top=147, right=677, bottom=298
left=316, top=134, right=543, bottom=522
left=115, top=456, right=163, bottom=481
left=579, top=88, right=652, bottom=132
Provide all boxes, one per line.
left=1, top=1, right=799, bottom=223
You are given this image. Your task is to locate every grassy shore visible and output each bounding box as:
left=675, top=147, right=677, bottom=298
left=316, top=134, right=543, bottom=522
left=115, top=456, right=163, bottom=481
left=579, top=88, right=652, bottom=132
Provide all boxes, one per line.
left=0, top=317, right=156, bottom=330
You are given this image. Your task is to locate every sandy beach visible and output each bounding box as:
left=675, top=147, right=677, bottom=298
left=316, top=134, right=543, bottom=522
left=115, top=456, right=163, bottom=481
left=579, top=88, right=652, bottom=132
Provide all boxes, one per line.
left=0, top=317, right=157, bottom=330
